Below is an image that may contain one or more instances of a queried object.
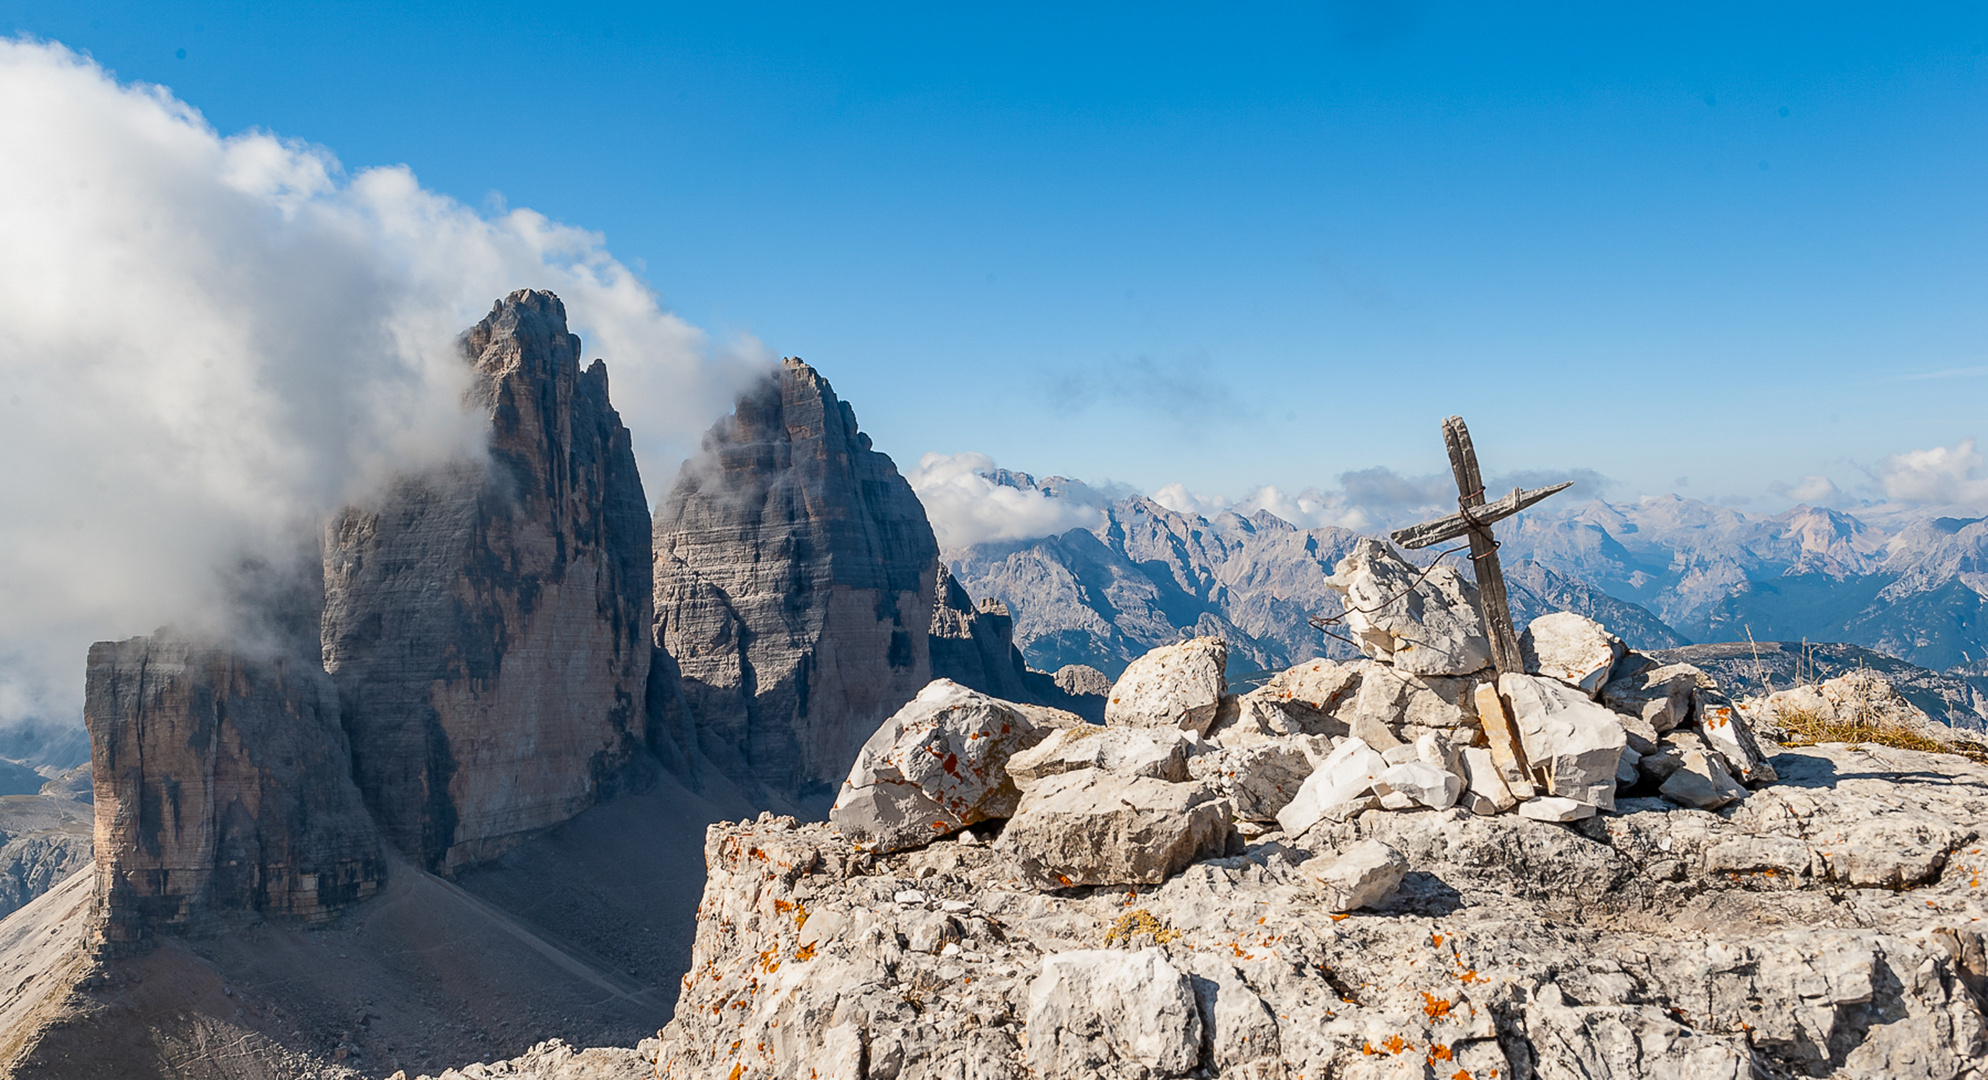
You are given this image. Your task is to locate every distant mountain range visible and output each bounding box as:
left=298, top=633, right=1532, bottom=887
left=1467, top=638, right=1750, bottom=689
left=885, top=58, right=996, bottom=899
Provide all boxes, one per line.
left=944, top=472, right=1988, bottom=727
left=1497, top=498, right=1988, bottom=671
left=946, top=474, right=1684, bottom=680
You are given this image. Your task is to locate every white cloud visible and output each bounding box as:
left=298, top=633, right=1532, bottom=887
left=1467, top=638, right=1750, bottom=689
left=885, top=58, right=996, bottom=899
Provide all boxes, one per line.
left=907, top=452, right=1103, bottom=550
left=1234, top=486, right=1374, bottom=531
left=1875, top=439, right=1988, bottom=505
left=0, top=39, right=767, bottom=734
left=1785, top=474, right=1842, bottom=504
left=1150, top=483, right=1233, bottom=519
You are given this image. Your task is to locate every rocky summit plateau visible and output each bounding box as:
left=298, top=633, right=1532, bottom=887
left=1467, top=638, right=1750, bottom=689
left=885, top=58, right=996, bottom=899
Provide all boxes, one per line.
left=2, top=291, right=1987, bottom=1080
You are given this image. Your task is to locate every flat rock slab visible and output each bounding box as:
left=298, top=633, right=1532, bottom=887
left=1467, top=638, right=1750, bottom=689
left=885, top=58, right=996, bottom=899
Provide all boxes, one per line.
left=832, top=679, right=1074, bottom=854
left=1105, top=637, right=1230, bottom=735
left=1025, top=948, right=1203, bottom=1075
left=1007, top=725, right=1190, bottom=791
left=1324, top=538, right=1491, bottom=676
left=1521, top=612, right=1627, bottom=697
left=997, top=771, right=1235, bottom=889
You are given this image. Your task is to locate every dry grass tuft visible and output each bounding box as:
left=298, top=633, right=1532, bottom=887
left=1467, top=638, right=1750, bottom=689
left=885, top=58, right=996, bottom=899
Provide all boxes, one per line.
left=1777, top=705, right=1985, bottom=762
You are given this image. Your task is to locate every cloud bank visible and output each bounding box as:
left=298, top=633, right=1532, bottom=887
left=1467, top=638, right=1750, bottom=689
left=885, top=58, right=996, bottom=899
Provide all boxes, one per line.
left=907, top=453, right=1104, bottom=549
left=0, top=39, right=767, bottom=737
left=1874, top=440, right=1988, bottom=506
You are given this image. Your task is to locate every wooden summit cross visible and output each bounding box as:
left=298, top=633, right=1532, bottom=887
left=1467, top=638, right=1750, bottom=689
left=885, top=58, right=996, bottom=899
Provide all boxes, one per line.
left=1387, top=415, right=1570, bottom=798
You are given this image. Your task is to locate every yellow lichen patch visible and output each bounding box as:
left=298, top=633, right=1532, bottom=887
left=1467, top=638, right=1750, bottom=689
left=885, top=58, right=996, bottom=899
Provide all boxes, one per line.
left=1104, top=908, right=1182, bottom=947
left=795, top=942, right=817, bottom=962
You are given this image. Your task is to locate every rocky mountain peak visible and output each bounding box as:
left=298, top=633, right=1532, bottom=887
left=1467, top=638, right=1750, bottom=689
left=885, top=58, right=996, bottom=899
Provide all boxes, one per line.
left=654, top=356, right=940, bottom=807
left=320, top=287, right=652, bottom=871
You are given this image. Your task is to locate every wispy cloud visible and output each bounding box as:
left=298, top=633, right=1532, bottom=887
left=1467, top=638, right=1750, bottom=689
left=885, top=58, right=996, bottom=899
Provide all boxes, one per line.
left=1043, top=354, right=1252, bottom=432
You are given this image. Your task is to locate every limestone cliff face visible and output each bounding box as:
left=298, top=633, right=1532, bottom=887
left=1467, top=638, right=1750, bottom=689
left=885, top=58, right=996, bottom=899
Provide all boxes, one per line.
left=84, top=636, right=384, bottom=942
left=654, top=359, right=937, bottom=804
left=321, top=290, right=652, bottom=871
left=929, top=564, right=1034, bottom=704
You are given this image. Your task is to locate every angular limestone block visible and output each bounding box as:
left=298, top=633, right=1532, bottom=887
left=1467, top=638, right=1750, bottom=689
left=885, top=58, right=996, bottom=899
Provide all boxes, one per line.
left=1323, top=538, right=1492, bottom=676
left=1106, top=637, right=1230, bottom=735
left=1660, top=749, right=1746, bottom=811
left=1602, top=662, right=1700, bottom=735
left=1276, top=737, right=1388, bottom=836
left=1302, top=838, right=1408, bottom=913
left=1460, top=746, right=1517, bottom=815
left=1373, top=760, right=1463, bottom=811
left=1517, top=796, right=1595, bottom=823
left=996, top=771, right=1235, bottom=888
left=1007, top=724, right=1190, bottom=792
left=832, top=680, right=1075, bottom=853
left=1697, top=691, right=1777, bottom=786
left=1500, top=673, right=1628, bottom=811
left=1188, top=739, right=1319, bottom=823
left=1520, top=612, right=1627, bottom=697
left=1025, top=949, right=1204, bottom=1075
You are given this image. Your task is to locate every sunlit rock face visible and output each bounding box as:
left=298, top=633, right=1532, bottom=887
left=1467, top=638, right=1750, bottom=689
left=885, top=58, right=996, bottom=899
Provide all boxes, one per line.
left=86, top=635, right=385, bottom=942
left=320, top=290, right=653, bottom=871
left=653, top=358, right=939, bottom=806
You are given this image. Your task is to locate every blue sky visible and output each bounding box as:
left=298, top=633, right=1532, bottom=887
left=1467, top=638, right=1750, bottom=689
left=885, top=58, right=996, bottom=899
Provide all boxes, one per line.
left=5, top=2, right=1985, bottom=505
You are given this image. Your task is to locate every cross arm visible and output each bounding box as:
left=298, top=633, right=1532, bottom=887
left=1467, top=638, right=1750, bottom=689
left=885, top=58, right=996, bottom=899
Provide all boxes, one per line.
left=1388, top=481, right=1573, bottom=550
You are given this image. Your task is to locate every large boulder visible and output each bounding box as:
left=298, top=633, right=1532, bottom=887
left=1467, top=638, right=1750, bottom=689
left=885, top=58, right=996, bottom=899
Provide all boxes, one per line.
left=996, top=771, right=1235, bottom=888
left=1007, top=724, right=1190, bottom=791
left=1104, top=637, right=1229, bottom=735
left=1323, top=538, right=1491, bottom=676
left=831, top=680, right=1075, bottom=854
left=1521, top=612, right=1627, bottom=697
left=1025, top=949, right=1203, bottom=1075
left=1499, top=673, right=1628, bottom=811
left=1211, top=659, right=1359, bottom=742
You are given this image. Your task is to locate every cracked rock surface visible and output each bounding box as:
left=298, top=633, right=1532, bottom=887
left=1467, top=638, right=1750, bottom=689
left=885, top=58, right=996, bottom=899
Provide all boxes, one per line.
left=511, top=737, right=1988, bottom=1080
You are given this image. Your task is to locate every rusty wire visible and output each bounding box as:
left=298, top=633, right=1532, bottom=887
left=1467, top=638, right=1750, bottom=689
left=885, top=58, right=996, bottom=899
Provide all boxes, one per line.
left=1309, top=480, right=1511, bottom=651
left=1308, top=540, right=1472, bottom=650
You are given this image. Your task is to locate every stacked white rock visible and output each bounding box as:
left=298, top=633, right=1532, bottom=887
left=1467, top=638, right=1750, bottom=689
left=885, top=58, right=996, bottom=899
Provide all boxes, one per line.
left=829, top=540, right=1783, bottom=900
left=1241, top=541, right=1780, bottom=826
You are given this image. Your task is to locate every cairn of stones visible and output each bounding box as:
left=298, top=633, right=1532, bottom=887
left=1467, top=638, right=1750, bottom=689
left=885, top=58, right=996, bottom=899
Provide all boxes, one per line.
left=830, top=532, right=1779, bottom=906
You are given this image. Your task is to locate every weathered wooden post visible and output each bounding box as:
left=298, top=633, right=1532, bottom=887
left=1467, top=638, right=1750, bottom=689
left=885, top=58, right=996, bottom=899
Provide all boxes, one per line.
left=1388, top=415, right=1570, bottom=797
